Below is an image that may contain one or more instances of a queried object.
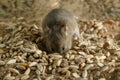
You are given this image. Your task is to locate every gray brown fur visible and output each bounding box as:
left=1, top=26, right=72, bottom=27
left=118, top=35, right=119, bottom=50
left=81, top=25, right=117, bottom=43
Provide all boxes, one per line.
left=42, top=8, right=80, bottom=53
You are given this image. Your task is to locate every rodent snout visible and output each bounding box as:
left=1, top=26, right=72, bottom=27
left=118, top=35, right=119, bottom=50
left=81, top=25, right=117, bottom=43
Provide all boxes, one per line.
left=51, top=45, right=66, bottom=53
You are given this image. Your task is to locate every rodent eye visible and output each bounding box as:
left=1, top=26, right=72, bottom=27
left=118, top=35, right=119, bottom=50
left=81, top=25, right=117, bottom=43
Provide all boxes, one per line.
left=61, top=24, right=66, bottom=28
left=62, top=47, right=65, bottom=50
left=51, top=48, right=54, bottom=52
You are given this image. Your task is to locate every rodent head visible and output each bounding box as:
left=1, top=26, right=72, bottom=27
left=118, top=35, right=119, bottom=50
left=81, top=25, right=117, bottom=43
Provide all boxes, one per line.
left=43, top=22, right=72, bottom=53
left=42, top=8, right=78, bottom=53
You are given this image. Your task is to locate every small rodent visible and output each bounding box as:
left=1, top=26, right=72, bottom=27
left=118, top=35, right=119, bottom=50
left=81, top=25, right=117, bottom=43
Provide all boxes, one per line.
left=42, top=8, right=80, bottom=53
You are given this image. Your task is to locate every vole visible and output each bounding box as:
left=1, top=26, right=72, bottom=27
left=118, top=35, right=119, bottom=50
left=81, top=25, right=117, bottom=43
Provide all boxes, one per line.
left=42, top=8, right=80, bottom=53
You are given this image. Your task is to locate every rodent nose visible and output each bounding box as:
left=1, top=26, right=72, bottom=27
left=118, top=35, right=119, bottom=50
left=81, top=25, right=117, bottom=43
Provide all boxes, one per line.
left=60, top=47, right=65, bottom=53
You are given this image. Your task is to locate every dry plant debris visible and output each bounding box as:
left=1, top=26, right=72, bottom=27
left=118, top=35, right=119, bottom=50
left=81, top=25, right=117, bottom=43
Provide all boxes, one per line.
left=0, top=18, right=119, bottom=80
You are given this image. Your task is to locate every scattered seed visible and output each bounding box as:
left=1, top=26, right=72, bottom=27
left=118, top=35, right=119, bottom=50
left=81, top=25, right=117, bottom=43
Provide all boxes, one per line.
left=29, top=62, right=37, bottom=67
left=7, top=59, right=16, bottom=64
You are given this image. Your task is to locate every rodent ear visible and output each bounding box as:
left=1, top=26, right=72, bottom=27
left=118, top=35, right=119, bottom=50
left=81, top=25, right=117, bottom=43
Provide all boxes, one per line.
left=45, top=25, right=51, bottom=34
left=61, top=24, right=68, bottom=36
left=61, top=24, right=67, bottom=32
